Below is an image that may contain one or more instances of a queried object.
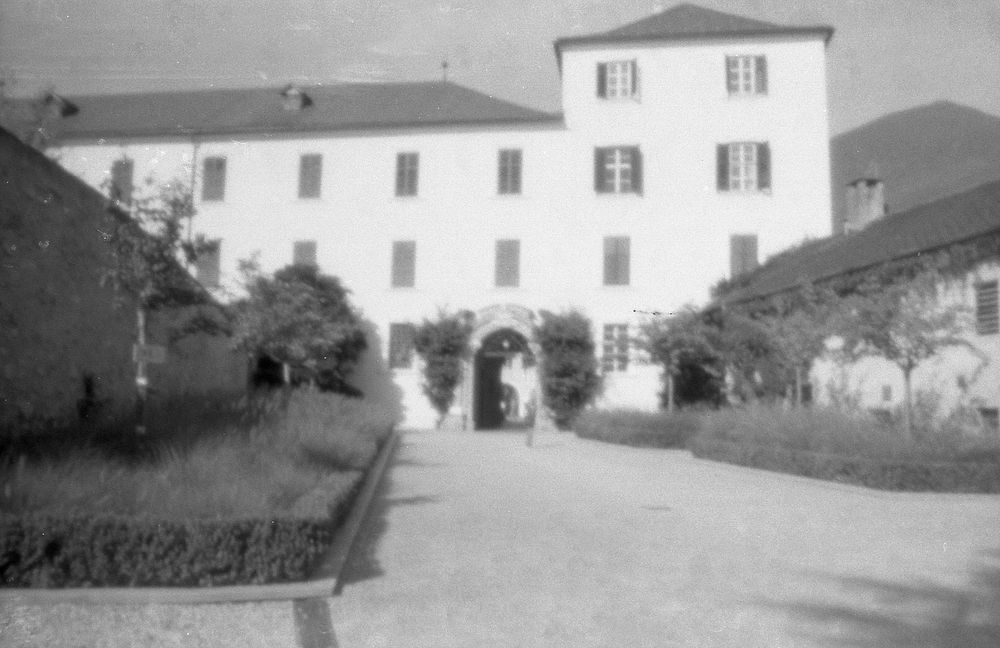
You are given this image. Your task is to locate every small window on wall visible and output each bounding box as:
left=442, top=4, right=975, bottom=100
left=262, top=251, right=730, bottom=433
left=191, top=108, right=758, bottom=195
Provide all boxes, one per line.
left=195, top=241, right=221, bottom=288
left=395, top=152, right=419, bottom=197
left=603, top=236, right=630, bottom=286
left=298, top=154, right=322, bottom=198
left=202, top=156, right=227, bottom=201
left=391, top=240, right=416, bottom=288
left=975, top=280, right=999, bottom=335
left=717, top=142, right=770, bottom=192
left=293, top=240, right=317, bottom=267
left=498, top=149, right=522, bottom=195
left=110, top=157, right=134, bottom=205
left=726, top=55, right=768, bottom=95
left=602, top=323, right=629, bottom=372
left=596, top=60, right=639, bottom=99
left=495, top=239, right=520, bottom=287
left=594, top=147, right=643, bottom=194
left=388, top=323, right=416, bottom=369
left=979, top=408, right=999, bottom=434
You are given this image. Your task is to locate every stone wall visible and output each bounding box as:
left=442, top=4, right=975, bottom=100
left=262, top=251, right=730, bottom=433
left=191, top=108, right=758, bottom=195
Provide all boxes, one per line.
left=0, top=128, right=246, bottom=431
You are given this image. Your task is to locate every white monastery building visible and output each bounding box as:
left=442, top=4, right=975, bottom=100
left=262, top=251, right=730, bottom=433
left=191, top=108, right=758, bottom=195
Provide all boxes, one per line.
left=46, top=4, right=835, bottom=428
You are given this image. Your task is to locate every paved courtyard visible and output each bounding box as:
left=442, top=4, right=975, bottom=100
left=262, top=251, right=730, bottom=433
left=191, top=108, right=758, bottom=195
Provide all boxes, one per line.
left=3, top=429, right=999, bottom=647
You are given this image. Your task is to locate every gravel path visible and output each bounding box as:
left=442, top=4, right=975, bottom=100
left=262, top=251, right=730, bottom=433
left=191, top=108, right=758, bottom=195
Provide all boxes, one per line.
left=3, top=429, right=999, bottom=647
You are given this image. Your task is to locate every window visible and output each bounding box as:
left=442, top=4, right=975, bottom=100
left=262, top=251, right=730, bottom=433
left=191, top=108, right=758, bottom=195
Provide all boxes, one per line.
left=395, top=152, right=419, bottom=196
left=717, top=142, right=770, bottom=192
left=495, top=239, right=520, bottom=287
left=391, top=241, right=416, bottom=288
left=388, top=323, right=416, bottom=369
left=298, top=154, right=322, bottom=198
left=596, top=60, right=638, bottom=99
left=195, top=242, right=221, bottom=288
left=603, top=236, right=630, bottom=286
left=293, top=240, right=317, bottom=267
left=594, top=147, right=643, bottom=194
left=498, top=149, right=522, bottom=195
left=602, top=324, right=629, bottom=372
left=726, top=55, right=767, bottom=95
left=110, top=158, right=134, bottom=205
left=729, top=234, right=758, bottom=278
left=202, top=156, right=226, bottom=201
left=975, top=280, right=999, bottom=335
left=980, top=408, right=999, bottom=434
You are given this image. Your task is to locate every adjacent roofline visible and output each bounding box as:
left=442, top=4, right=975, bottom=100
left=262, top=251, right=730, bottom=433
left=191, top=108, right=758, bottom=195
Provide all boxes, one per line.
left=555, top=24, right=833, bottom=51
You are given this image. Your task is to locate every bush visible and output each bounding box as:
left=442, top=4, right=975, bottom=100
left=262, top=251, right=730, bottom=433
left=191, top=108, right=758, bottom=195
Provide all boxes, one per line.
left=575, top=409, right=701, bottom=448
left=690, top=438, right=1000, bottom=493
left=535, top=310, right=602, bottom=429
left=413, top=311, right=473, bottom=421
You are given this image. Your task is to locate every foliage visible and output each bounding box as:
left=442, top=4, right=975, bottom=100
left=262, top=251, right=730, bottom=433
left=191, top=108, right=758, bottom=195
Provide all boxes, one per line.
left=534, top=310, right=602, bottom=429
left=641, top=308, right=722, bottom=411
left=413, top=311, right=474, bottom=420
left=574, top=409, right=701, bottom=448
left=710, top=310, right=787, bottom=403
left=836, top=271, right=972, bottom=435
left=235, top=262, right=368, bottom=389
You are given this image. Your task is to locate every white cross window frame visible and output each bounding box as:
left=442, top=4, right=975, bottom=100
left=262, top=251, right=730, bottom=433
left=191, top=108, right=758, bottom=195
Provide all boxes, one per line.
left=606, top=61, right=634, bottom=100
left=604, top=148, right=633, bottom=193
left=728, top=142, right=758, bottom=192
left=728, top=56, right=757, bottom=95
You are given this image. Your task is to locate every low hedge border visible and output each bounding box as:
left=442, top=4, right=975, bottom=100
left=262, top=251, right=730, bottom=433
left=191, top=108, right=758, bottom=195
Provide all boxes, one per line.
left=0, top=471, right=368, bottom=589
left=690, top=438, right=1000, bottom=493
left=574, top=410, right=701, bottom=449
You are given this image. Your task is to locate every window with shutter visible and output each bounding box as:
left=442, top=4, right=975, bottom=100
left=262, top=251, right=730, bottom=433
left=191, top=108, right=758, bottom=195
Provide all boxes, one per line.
left=603, top=236, right=630, bottom=286
left=293, top=240, right=317, bottom=267
left=726, top=55, right=767, bottom=96
left=388, top=323, right=417, bottom=369
left=598, top=60, right=638, bottom=100
left=195, top=242, right=221, bottom=288
left=595, top=146, right=642, bottom=194
left=395, top=152, right=419, bottom=196
left=602, top=323, right=629, bottom=372
left=202, top=156, right=227, bottom=201
left=298, top=154, right=322, bottom=198
left=391, top=241, right=416, bottom=288
left=498, top=149, right=522, bottom=195
left=110, top=158, right=134, bottom=205
left=718, top=142, right=770, bottom=192
left=976, top=280, right=999, bottom=335
left=495, top=239, right=520, bottom=287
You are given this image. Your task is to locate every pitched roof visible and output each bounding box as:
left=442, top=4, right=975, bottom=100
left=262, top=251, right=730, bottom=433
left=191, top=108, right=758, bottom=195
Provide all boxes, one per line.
left=721, top=179, right=1000, bottom=305
left=41, top=81, right=562, bottom=141
left=555, top=3, right=833, bottom=54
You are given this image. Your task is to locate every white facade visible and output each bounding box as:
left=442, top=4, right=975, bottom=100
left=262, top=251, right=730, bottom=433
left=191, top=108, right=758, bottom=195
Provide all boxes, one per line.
left=51, top=13, right=833, bottom=428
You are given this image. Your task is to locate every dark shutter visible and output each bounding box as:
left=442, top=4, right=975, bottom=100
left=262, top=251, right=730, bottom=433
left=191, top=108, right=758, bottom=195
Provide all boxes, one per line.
left=757, top=142, right=771, bottom=191
left=755, top=56, right=768, bottom=94
left=716, top=144, right=729, bottom=191
left=298, top=154, right=322, bottom=198
left=498, top=149, right=522, bottom=194
left=391, top=241, right=416, bottom=288
left=594, top=148, right=607, bottom=192
left=110, top=158, right=134, bottom=204
left=603, top=236, right=630, bottom=286
left=729, top=234, right=758, bottom=278
left=725, top=56, right=737, bottom=94
left=631, top=146, right=643, bottom=194
left=495, top=239, right=520, bottom=287
left=596, top=63, right=607, bottom=98
left=389, top=323, right=416, bottom=369
left=202, top=157, right=226, bottom=201
left=195, top=243, right=221, bottom=288
left=631, top=60, right=639, bottom=96
left=293, top=240, right=317, bottom=267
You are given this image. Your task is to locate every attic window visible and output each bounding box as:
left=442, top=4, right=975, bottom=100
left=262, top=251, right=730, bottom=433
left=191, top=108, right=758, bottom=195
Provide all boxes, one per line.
left=281, top=85, right=312, bottom=111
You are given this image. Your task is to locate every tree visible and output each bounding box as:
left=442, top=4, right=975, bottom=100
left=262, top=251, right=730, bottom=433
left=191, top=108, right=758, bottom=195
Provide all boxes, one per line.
left=709, top=310, right=786, bottom=404
left=641, top=308, right=720, bottom=412
left=838, top=270, right=971, bottom=436
left=534, top=310, right=602, bottom=429
left=413, top=311, right=474, bottom=424
left=234, top=263, right=368, bottom=391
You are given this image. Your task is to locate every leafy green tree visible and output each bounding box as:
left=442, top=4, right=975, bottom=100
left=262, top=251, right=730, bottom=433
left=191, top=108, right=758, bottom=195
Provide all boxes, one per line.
left=837, top=270, right=971, bottom=436
left=235, top=263, right=368, bottom=390
left=710, top=310, right=786, bottom=404
left=413, top=311, right=474, bottom=424
left=534, top=310, right=602, bottom=429
left=641, top=308, right=720, bottom=412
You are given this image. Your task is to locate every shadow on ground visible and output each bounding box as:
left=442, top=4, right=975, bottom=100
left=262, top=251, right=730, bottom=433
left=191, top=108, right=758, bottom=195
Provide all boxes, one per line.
left=767, top=549, right=1000, bottom=648
left=336, top=439, right=438, bottom=590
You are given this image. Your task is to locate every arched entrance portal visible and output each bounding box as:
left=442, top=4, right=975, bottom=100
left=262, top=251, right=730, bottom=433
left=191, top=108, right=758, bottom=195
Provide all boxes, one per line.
left=473, top=328, right=536, bottom=429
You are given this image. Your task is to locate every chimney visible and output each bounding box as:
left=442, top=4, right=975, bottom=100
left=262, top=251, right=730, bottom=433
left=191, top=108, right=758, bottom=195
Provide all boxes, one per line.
left=42, top=92, right=79, bottom=119
left=280, top=84, right=312, bottom=111
left=843, top=177, right=887, bottom=233
left=730, top=234, right=759, bottom=278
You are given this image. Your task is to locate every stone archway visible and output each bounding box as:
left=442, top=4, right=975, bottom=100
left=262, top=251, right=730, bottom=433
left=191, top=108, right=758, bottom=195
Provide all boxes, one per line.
left=457, top=305, right=542, bottom=431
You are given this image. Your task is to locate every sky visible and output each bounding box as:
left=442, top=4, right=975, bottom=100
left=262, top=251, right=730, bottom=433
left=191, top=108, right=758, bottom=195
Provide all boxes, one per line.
left=1, top=0, right=999, bottom=135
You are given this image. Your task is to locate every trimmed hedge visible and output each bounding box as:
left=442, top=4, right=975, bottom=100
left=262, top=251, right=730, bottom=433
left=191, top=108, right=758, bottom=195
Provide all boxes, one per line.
left=1, top=467, right=367, bottom=588
left=691, top=438, right=1000, bottom=493
left=575, top=409, right=700, bottom=449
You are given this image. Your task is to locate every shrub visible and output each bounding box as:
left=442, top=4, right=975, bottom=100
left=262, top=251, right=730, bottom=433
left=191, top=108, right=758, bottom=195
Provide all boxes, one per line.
left=413, top=311, right=473, bottom=422
left=535, top=310, right=602, bottom=429
left=575, top=409, right=701, bottom=448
